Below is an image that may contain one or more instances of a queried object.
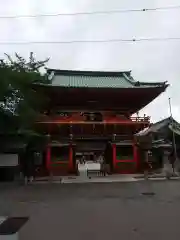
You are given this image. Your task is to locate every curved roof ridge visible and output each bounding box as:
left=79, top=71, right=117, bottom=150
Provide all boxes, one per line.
left=122, top=72, right=136, bottom=84
left=47, top=68, right=131, bottom=77
left=138, top=81, right=169, bottom=87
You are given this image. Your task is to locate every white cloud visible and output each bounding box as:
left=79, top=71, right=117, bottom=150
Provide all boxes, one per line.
left=0, top=0, right=180, bottom=122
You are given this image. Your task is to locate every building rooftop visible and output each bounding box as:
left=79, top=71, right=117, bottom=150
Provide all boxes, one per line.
left=136, top=117, right=180, bottom=136
left=46, top=69, right=168, bottom=89
left=34, top=69, right=168, bottom=113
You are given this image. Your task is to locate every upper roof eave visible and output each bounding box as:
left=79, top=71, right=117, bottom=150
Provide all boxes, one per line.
left=33, top=82, right=168, bottom=90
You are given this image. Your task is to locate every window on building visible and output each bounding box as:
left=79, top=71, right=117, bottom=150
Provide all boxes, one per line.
left=51, top=146, right=69, bottom=162
left=84, top=112, right=103, bottom=121
left=116, top=145, right=134, bottom=160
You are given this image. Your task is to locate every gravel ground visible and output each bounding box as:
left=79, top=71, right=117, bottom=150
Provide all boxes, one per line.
left=0, top=180, right=180, bottom=240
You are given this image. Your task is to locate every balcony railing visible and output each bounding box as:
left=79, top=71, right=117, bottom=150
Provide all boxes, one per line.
left=130, top=116, right=150, bottom=122
left=37, top=116, right=150, bottom=124
left=50, top=134, right=133, bottom=141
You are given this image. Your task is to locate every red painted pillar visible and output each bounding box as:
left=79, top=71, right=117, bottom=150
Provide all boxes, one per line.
left=69, top=144, right=73, bottom=172
left=133, top=142, right=138, bottom=172
left=46, top=145, right=51, bottom=171
left=112, top=144, right=116, bottom=172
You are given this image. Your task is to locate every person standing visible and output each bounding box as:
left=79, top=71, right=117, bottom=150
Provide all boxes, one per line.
left=99, top=154, right=106, bottom=176
left=20, top=147, right=35, bottom=184
left=81, top=155, right=86, bottom=164
left=27, top=150, right=35, bottom=183
left=144, top=150, right=152, bottom=180
left=18, top=150, right=25, bottom=183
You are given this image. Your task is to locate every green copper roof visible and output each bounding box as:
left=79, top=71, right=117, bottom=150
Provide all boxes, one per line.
left=52, top=75, right=134, bottom=88
left=46, top=69, right=168, bottom=89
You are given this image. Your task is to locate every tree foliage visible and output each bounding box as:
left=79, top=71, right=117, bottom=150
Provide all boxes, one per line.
left=0, top=52, right=50, bottom=133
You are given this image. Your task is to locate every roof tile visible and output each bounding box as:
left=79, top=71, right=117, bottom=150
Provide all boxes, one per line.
left=52, top=75, right=133, bottom=88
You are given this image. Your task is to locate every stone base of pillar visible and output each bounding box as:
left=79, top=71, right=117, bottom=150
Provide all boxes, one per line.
left=173, top=161, right=180, bottom=177
left=162, top=163, right=173, bottom=179
left=49, top=171, right=53, bottom=182
left=172, top=170, right=179, bottom=177
left=144, top=170, right=149, bottom=180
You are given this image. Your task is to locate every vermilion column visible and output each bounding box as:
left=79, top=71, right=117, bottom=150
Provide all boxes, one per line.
left=69, top=144, right=73, bottom=171
left=112, top=144, right=116, bottom=172
left=46, top=145, right=51, bottom=171
left=133, top=142, right=138, bottom=171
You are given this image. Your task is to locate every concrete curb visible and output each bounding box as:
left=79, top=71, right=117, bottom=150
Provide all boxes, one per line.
left=0, top=217, right=28, bottom=240
left=30, top=176, right=180, bottom=184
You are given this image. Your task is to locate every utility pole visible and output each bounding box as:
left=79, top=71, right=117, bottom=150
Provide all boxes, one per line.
left=168, top=97, right=178, bottom=169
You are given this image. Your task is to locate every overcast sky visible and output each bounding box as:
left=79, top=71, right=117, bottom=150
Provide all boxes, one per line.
left=0, top=0, right=180, bottom=122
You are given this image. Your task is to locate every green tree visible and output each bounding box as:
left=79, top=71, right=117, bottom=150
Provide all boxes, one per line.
left=0, top=52, right=50, bottom=133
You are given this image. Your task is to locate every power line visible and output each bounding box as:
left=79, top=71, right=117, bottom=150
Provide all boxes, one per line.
left=0, top=37, right=180, bottom=45
left=0, top=5, right=180, bottom=19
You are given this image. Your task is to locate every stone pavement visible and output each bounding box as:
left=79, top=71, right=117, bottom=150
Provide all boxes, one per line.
left=35, top=162, right=141, bottom=184
left=65, top=162, right=139, bottom=183
left=62, top=175, right=139, bottom=183
left=1, top=181, right=180, bottom=239
left=35, top=162, right=180, bottom=184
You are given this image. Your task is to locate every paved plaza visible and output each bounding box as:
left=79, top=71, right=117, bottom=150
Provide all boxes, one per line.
left=1, top=180, right=180, bottom=239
